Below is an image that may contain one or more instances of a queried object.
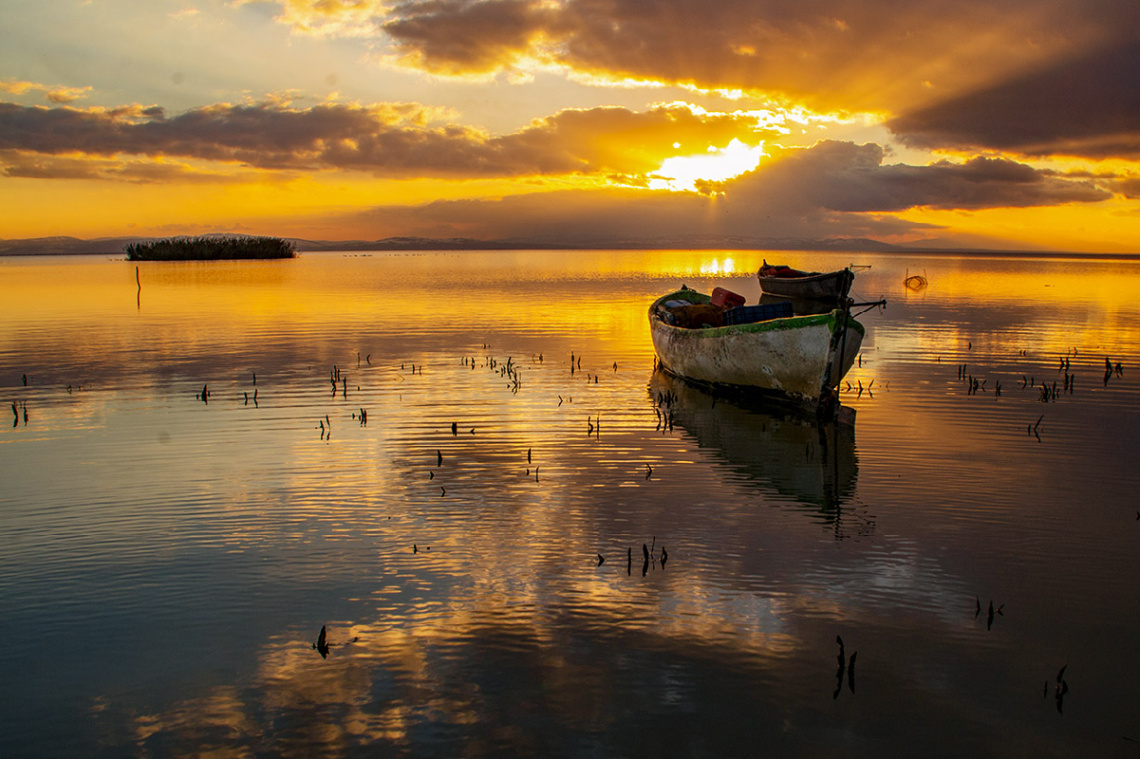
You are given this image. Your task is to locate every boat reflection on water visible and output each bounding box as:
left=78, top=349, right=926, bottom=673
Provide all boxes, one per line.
left=649, top=369, right=858, bottom=520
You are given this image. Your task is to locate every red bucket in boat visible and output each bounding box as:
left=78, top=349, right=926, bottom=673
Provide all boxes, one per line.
left=711, top=287, right=746, bottom=309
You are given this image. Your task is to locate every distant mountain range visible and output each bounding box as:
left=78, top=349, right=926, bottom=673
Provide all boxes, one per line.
left=0, top=233, right=903, bottom=256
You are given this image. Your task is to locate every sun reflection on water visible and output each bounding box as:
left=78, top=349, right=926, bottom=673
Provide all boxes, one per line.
left=697, top=257, right=737, bottom=276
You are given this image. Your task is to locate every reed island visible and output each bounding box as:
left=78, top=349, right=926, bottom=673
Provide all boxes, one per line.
left=125, top=236, right=296, bottom=261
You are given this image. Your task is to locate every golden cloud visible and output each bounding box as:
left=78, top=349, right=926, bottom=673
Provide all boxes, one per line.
left=251, top=1, right=1132, bottom=112
left=0, top=99, right=776, bottom=179
left=0, top=79, right=92, bottom=104
left=244, top=0, right=1140, bottom=163
left=233, top=0, right=388, bottom=37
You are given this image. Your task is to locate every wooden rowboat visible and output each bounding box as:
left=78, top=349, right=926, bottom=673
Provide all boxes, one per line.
left=757, top=262, right=854, bottom=302
left=649, top=287, right=864, bottom=414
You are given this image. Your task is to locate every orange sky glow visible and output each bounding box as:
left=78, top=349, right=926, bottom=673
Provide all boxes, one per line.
left=2, top=0, right=1140, bottom=252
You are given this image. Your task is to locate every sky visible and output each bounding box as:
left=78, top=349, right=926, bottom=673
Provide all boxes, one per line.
left=2, top=0, right=1140, bottom=252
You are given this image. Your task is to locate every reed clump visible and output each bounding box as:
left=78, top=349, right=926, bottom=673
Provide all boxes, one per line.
left=126, top=236, right=296, bottom=261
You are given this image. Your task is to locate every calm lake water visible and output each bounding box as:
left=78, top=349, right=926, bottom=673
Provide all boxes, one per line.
left=2, top=249, right=1139, bottom=758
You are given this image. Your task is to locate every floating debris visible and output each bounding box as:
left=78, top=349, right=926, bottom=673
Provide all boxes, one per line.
left=834, top=635, right=846, bottom=700
left=313, top=625, right=330, bottom=659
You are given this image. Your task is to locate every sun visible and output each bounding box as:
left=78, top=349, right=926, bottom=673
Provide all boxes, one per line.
left=648, top=139, right=765, bottom=192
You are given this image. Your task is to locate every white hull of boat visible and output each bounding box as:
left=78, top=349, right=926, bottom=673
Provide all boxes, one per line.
left=649, top=290, right=863, bottom=408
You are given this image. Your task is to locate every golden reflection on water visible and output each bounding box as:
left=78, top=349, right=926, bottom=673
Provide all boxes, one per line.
left=4, top=250, right=1140, bottom=756
left=118, top=584, right=804, bottom=756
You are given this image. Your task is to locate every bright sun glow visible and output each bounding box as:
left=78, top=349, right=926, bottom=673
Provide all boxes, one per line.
left=649, top=139, right=765, bottom=192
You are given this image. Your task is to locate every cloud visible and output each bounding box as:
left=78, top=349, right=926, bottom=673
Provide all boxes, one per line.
left=1118, top=177, right=1140, bottom=199
left=0, top=79, right=92, bottom=104
left=233, top=0, right=386, bottom=37
left=889, top=41, right=1140, bottom=160
left=338, top=140, right=1110, bottom=243
left=0, top=100, right=474, bottom=172
left=261, top=0, right=1138, bottom=115
left=381, top=0, right=559, bottom=76
left=496, top=103, right=777, bottom=175
left=0, top=99, right=776, bottom=177
left=342, top=181, right=937, bottom=245
left=0, top=150, right=108, bottom=180
left=0, top=149, right=253, bottom=183
left=234, top=2, right=1140, bottom=165
left=0, top=93, right=1112, bottom=244
left=169, top=7, right=201, bottom=22
left=736, top=141, right=1111, bottom=212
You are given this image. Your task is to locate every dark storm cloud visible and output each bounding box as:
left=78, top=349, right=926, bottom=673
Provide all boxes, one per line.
left=0, top=100, right=764, bottom=177
left=889, top=42, right=1140, bottom=160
